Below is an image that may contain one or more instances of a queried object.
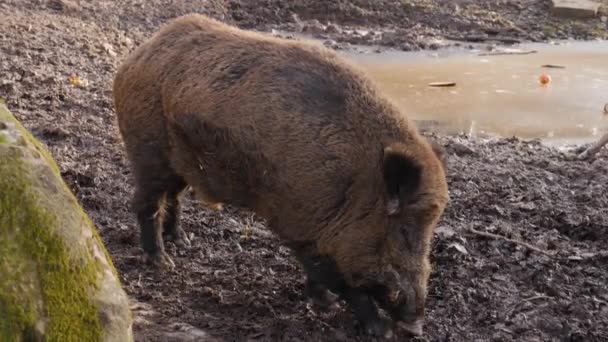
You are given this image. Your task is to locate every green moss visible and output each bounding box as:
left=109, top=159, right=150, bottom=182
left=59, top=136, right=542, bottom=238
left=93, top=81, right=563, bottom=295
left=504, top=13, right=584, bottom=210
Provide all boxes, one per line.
left=2, top=105, right=120, bottom=280
left=87, top=214, right=121, bottom=280
left=0, top=135, right=6, bottom=144
left=0, top=225, right=39, bottom=341
left=0, top=103, right=132, bottom=341
left=0, top=150, right=103, bottom=340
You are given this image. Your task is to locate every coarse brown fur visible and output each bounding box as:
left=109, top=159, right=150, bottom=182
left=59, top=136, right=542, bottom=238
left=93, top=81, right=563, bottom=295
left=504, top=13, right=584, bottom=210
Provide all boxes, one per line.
left=113, top=14, right=448, bottom=338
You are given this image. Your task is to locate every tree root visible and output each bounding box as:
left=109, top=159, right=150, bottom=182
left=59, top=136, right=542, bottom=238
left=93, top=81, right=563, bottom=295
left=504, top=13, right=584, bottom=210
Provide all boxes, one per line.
left=578, top=132, right=608, bottom=160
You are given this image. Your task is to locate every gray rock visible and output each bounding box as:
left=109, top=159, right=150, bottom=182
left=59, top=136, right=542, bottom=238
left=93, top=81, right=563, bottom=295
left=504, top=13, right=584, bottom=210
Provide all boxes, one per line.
left=0, top=103, right=133, bottom=341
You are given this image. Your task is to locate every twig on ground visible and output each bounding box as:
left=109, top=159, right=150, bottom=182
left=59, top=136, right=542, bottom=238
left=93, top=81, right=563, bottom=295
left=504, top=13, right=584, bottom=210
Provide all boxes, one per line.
left=566, top=251, right=608, bottom=261
left=504, top=295, right=553, bottom=319
left=497, top=327, right=514, bottom=335
left=478, top=50, right=537, bottom=56
left=467, top=227, right=556, bottom=257
left=577, top=131, right=608, bottom=160
left=446, top=35, right=521, bottom=45
left=521, top=295, right=553, bottom=302
left=541, top=64, right=566, bottom=69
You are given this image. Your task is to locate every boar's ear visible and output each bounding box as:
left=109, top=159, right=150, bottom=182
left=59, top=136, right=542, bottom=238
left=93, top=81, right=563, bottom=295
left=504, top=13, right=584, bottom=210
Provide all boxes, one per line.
left=383, top=144, right=422, bottom=216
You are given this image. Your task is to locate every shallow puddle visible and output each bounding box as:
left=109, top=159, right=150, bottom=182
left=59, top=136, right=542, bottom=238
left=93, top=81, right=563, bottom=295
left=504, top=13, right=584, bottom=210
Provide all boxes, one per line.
left=341, top=40, right=608, bottom=145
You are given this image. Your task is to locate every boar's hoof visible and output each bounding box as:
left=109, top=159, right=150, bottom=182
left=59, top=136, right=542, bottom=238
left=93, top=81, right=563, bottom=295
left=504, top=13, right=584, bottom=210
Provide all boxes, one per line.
left=304, top=281, right=340, bottom=311
left=174, top=235, right=192, bottom=248
left=397, top=320, right=423, bottom=337
left=165, top=228, right=192, bottom=248
left=363, top=317, right=393, bottom=339
left=144, top=251, right=176, bottom=269
left=308, top=291, right=340, bottom=311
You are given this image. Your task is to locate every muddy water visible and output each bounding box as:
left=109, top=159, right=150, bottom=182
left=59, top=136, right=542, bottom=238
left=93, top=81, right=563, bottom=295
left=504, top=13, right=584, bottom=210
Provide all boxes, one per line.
left=342, top=41, right=608, bottom=145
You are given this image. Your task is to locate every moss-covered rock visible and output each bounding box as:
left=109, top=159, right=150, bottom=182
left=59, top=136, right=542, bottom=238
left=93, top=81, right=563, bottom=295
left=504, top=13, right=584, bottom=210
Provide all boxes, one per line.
left=0, top=103, right=133, bottom=342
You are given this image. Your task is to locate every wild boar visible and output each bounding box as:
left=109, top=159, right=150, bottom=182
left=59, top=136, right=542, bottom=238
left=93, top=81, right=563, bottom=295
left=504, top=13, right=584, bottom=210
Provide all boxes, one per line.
left=113, top=14, right=448, bottom=338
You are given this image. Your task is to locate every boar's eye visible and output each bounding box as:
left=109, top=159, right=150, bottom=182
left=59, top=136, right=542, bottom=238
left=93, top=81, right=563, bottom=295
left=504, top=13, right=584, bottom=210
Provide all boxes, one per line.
left=382, top=144, right=421, bottom=216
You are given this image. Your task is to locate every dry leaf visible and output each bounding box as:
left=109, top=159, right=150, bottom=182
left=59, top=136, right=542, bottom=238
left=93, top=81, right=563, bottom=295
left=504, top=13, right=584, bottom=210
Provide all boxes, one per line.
left=69, top=73, right=88, bottom=88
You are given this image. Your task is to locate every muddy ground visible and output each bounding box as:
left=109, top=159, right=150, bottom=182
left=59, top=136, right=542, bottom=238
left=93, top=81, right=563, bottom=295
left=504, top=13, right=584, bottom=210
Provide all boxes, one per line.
left=1, top=1, right=608, bottom=341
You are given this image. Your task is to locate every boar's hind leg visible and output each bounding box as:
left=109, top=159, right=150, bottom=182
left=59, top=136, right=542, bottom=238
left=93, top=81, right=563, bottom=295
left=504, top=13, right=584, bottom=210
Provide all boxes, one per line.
left=132, top=157, right=185, bottom=269
left=161, top=177, right=190, bottom=248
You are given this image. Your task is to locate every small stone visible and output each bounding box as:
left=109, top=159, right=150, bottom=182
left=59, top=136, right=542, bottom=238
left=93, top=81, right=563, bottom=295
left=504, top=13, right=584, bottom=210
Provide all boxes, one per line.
left=0, top=121, right=7, bottom=130
left=302, top=20, right=326, bottom=34
left=323, top=39, right=338, bottom=48
left=102, top=43, right=117, bottom=57
left=448, top=243, right=469, bottom=255
left=163, top=323, right=216, bottom=342
left=601, top=16, right=607, bottom=23
left=450, top=142, right=476, bottom=156
left=325, top=24, right=341, bottom=34
left=436, top=226, right=456, bottom=239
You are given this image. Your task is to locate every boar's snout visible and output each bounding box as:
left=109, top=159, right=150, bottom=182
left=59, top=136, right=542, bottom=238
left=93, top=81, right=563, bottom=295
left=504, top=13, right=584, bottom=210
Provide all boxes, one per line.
left=391, top=284, right=425, bottom=336
left=379, top=267, right=426, bottom=336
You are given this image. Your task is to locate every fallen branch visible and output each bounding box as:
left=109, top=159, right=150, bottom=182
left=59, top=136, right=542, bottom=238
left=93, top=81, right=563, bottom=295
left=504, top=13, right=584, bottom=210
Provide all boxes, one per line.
left=428, top=81, right=456, bottom=87
left=504, top=295, right=553, bottom=319
left=541, top=64, right=566, bottom=69
left=577, top=131, right=608, bottom=160
left=478, top=50, right=537, bottom=56
left=467, top=227, right=556, bottom=257
left=446, top=35, right=521, bottom=45
left=521, top=295, right=553, bottom=302
left=446, top=34, right=487, bottom=43
left=566, top=251, right=608, bottom=261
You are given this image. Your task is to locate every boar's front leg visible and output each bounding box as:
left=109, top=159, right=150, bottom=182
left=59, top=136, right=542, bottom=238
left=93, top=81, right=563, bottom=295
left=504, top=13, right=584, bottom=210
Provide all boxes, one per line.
left=293, top=247, right=339, bottom=310
left=340, top=287, right=393, bottom=338
left=303, top=278, right=340, bottom=311
left=292, top=247, right=392, bottom=337
left=303, top=260, right=393, bottom=337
